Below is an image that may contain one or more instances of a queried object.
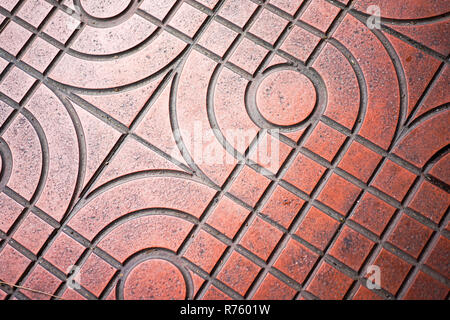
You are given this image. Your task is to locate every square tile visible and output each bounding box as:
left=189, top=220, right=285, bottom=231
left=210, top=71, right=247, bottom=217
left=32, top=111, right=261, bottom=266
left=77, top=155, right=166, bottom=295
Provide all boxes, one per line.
left=305, top=122, right=347, bottom=162
left=296, top=207, right=339, bottom=250
left=169, top=3, right=207, bottom=37
left=409, top=181, right=449, bottom=224
left=373, top=160, right=416, bottom=202
left=229, top=38, right=268, bottom=74
left=280, top=25, right=320, bottom=61
left=228, top=165, right=271, bottom=207
left=219, top=0, right=257, bottom=27
left=198, top=20, right=237, bottom=57
left=274, top=239, right=318, bottom=284
left=329, top=226, right=374, bottom=271
left=13, top=214, right=54, bottom=255
left=370, top=248, right=411, bottom=295
left=0, top=21, right=32, bottom=56
left=217, top=251, right=261, bottom=296
left=17, top=0, right=52, bottom=27
left=240, top=217, right=283, bottom=261
left=207, top=197, right=250, bottom=239
left=306, top=262, right=353, bottom=299
left=284, top=153, right=326, bottom=194
left=249, top=9, right=288, bottom=44
left=184, top=230, right=227, bottom=273
left=388, top=213, right=433, bottom=258
left=350, top=193, right=396, bottom=236
left=318, top=174, right=361, bottom=215
left=252, top=273, right=297, bottom=299
left=262, top=185, right=304, bottom=228
left=339, top=141, right=382, bottom=182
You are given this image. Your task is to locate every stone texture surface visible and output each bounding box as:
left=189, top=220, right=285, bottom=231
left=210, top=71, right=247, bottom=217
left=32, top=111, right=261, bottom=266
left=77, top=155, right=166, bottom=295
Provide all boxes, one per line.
left=0, top=0, right=448, bottom=300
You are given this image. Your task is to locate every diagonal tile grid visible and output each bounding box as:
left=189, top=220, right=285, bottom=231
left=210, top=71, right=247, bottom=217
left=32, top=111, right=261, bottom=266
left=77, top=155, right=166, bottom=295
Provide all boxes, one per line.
left=0, top=0, right=448, bottom=300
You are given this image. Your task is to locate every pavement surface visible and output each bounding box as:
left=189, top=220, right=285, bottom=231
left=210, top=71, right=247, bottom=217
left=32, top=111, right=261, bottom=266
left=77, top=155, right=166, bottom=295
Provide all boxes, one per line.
left=0, top=0, right=449, bottom=300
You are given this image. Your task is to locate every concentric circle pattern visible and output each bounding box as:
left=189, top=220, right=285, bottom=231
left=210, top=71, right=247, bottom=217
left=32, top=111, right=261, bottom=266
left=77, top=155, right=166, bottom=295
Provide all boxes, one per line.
left=0, top=0, right=449, bottom=300
left=256, top=69, right=317, bottom=126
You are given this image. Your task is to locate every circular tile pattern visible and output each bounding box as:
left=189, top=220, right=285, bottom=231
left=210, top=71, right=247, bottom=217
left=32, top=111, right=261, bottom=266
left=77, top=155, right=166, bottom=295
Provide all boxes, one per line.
left=256, top=69, right=316, bottom=127
left=245, top=64, right=327, bottom=132
left=79, top=0, right=132, bottom=18
left=117, top=249, right=193, bottom=300
left=123, top=259, right=186, bottom=300
left=74, top=0, right=143, bottom=28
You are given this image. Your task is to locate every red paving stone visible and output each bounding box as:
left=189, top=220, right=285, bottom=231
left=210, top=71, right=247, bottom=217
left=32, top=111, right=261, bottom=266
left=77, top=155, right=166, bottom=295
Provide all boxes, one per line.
left=0, top=0, right=448, bottom=301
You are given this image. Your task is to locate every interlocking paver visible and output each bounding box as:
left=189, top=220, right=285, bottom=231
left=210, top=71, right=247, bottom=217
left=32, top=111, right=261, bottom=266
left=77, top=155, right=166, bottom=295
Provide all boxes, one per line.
left=0, top=0, right=448, bottom=300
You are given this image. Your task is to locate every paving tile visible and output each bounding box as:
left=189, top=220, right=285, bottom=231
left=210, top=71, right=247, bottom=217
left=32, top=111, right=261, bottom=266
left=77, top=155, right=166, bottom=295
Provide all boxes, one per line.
left=350, top=193, right=396, bottom=236
left=21, top=37, right=60, bottom=73
left=0, top=22, right=32, bottom=56
left=249, top=131, right=291, bottom=173
left=19, top=265, right=61, bottom=300
left=318, top=173, right=361, bottom=216
left=284, top=153, right=326, bottom=194
left=409, top=181, right=449, bottom=224
left=329, top=226, right=374, bottom=271
left=403, top=271, right=449, bottom=300
left=217, top=251, right=261, bottom=296
left=274, top=239, right=318, bottom=284
left=425, top=236, right=450, bottom=279
left=240, top=217, right=283, bottom=261
left=304, top=122, right=347, bottom=162
left=301, top=0, right=341, bottom=32
left=228, top=165, right=271, bottom=207
left=184, top=230, right=227, bottom=273
left=295, top=207, right=339, bottom=251
left=252, top=273, right=297, bottom=300
left=0, top=194, right=23, bottom=233
left=352, top=285, right=383, bottom=300
left=269, top=0, right=304, bottom=16
left=373, top=160, right=416, bottom=202
left=79, top=253, right=115, bottom=298
left=306, top=262, right=353, bottom=300
left=229, top=38, right=268, bottom=74
left=312, top=43, right=360, bottom=129
left=262, top=185, right=304, bottom=228
left=0, top=245, right=30, bottom=284
left=17, top=0, right=52, bottom=27
left=388, top=213, right=433, bottom=258
left=339, top=141, right=382, bottom=182
left=169, top=3, right=207, bottom=38
left=139, top=0, right=176, bottom=20
left=42, top=8, right=80, bottom=44
left=370, top=249, right=412, bottom=295
left=43, top=232, right=85, bottom=273
left=430, top=155, right=450, bottom=183
left=198, top=20, right=237, bottom=57
left=12, top=214, right=54, bottom=255
left=203, top=285, right=232, bottom=300
left=0, top=0, right=448, bottom=301
left=206, top=197, right=250, bottom=239
left=123, top=259, right=186, bottom=300
left=0, top=0, right=20, bottom=11
left=249, top=9, right=288, bottom=45
left=257, top=70, right=316, bottom=127
left=218, top=0, right=257, bottom=28
left=0, top=67, right=35, bottom=103
left=280, top=25, right=321, bottom=61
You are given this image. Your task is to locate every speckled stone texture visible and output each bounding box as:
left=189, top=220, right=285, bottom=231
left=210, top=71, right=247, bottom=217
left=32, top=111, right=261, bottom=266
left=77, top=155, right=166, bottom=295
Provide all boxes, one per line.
left=0, top=0, right=449, bottom=300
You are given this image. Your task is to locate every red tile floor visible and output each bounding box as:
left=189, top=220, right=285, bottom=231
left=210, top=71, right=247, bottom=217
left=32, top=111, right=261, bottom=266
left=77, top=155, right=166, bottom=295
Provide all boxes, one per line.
left=0, top=0, right=448, bottom=300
